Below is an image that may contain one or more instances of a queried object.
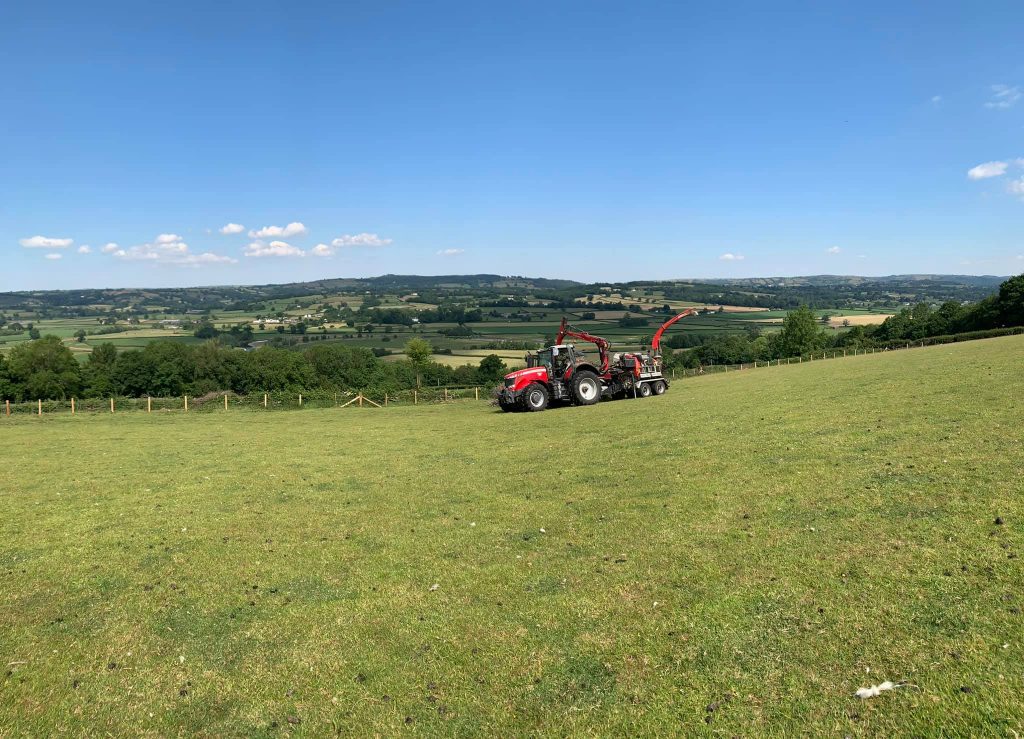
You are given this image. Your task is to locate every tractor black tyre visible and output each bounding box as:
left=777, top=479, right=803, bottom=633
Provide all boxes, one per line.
left=652, top=380, right=667, bottom=395
left=520, top=383, right=549, bottom=412
left=498, top=398, right=517, bottom=413
left=637, top=382, right=653, bottom=398
left=572, top=371, right=602, bottom=406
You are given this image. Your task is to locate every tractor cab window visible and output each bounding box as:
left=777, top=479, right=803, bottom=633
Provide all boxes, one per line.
left=536, top=349, right=553, bottom=371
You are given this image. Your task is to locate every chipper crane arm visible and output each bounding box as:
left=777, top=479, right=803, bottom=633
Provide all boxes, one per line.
left=556, top=317, right=611, bottom=373
left=650, top=309, right=698, bottom=356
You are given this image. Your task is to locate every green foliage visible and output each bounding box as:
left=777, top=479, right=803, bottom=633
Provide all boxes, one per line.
left=7, top=335, right=81, bottom=400
left=404, top=337, right=433, bottom=366
left=774, top=305, right=824, bottom=357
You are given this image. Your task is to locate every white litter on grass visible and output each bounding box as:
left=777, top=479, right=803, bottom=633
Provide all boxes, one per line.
left=855, top=681, right=908, bottom=699
left=429, top=583, right=439, bottom=592
left=539, top=528, right=546, bottom=534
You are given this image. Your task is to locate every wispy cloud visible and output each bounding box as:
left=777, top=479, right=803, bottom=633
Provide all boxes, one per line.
left=718, top=253, right=744, bottom=261
left=311, top=244, right=333, bottom=257
left=20, top=235, right=73, bottom=249
left=44, top=253, right=63, bottom=260
left=77, top=245, right=92, bottom=254
left=248, top=222, right=307, bottom=239
left=243, top=240, right=304, bottom=258
left=437, top=248, right=464, bottom=257
left=931, top=95, right=942, bottom=105
left=985, top=84, right=1021, bottom=110
left=110, top=234, right=237, bottom=265
left=1007, top=178, right=1024, bottom=198
left=967, top=161, right=1008, bottom=180
left=331, top=233, right=391, bottom=248
left=827, top=246, right=842, bottom=254
left=219, top=222, right=245, bottom=235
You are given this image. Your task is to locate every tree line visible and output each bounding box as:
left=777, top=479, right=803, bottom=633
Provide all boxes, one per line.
left=671, top=273, right=1023, bottom=367
left=0, top=339, right=510, bottom=402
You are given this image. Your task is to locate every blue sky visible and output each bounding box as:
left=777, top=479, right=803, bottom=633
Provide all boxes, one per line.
left=3, top=0, right=1023, bottom=290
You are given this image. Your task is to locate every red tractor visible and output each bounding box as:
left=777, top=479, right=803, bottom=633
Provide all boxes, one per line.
left=498, top=310, right=696, bottom=412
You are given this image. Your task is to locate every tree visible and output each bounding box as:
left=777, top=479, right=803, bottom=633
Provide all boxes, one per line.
left=997, top=273, right=1024, bottom=327
left=28, top=326, right=41, bottom=340
left=194, top=322, right=220, bottom=339
left=477, top=354, right=507, bottom=383
left=85, top=342, right=119, bottom=397
left=774, top=306, right=823, bottom=358
left=75, top=329, right=88, bottom=343
left=7, top=335, right=82, bottom=400
left=405, top=337, right=433, bottom=388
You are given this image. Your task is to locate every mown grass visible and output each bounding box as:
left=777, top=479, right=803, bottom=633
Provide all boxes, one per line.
left=1, top=336, right=1022, bottom=736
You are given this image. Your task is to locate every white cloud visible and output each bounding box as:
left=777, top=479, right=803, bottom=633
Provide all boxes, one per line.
left=77, top=245, right=92, bottom=254
left=931, top=95, right=942, bottom=105
left=1007, top=178, right=1024, bottom=198
left=243, top=240, right=304, bottom=258
left=219, top=222, right=245, bottom=235
left=20, top=235, right=73, bottom=249
left=827, top=246, right=842, bottom=254
left=248, top=222, right=307, bottom=239
left=985, top=84, right=1021, bottom=110
left=718, top=253, right=745, bottom=261
left=45, top=253, right=63, bottom=260
left=311, top=243, right=334, bottom=257
left=437, top=248, right=464, bottom=257
left=330, top=233, right=392, bottom=248
left=967, top=161, right=1008, bottom=180
left=111, top=234, right=237, bottom=265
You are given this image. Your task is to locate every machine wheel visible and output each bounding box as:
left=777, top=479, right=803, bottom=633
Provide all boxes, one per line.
left=652, top=380, right=667, bottom=395
left=521, top=383, right=549, bottom=412
left=572, top=371, right=602, bottom=406
left=498, top=398, right=517, bottom=413
left=637, top=382, right=653, bottom=398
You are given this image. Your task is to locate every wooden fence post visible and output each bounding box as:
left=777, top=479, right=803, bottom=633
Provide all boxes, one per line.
left=184, top=395, right=189, bottom=412
left=264, top=393, right=268, bottom=408
left=224, top=394, right=228, bottom=411
left=147, top=396, right=152, bottom=413
left=414, top=390, right=418, bottom=405
left=475, top=387, right=479, bottom=401
left=5, top=399, right=9, bottom=416
left=358, top=394, right=363, bottom=408
left=110, top=397, right=114, bottom=413
left=71, top=397, right=75, bottom=415
left=38, top=399, right=42, bottom=416
left=299, top=394, right=302, bottom=407
left=444, top=387, right=448, bottom=402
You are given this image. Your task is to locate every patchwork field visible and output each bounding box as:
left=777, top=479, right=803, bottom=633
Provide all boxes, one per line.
left=1, top=336, right=1022, bottom=736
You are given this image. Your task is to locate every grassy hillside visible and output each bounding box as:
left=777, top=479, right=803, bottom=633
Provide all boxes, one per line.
left=1, top=336, right=1022, bottom=736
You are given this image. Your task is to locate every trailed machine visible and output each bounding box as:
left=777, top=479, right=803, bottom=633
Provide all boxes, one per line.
left=498, top=309, right=696, bottom=412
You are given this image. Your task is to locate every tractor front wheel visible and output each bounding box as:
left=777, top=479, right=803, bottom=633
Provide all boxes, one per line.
left=521, top=383, right=549, bottom=412
left=572, top=371, right=602, bottom=406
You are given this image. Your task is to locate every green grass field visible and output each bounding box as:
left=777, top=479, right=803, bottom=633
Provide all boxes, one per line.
left=2, top=336, right=1022, bottom=736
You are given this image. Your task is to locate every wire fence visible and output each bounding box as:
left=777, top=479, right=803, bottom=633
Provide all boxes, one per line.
left=1, top=386, right=496, bottom=417
left=4, top=327, right=1022, bottom=418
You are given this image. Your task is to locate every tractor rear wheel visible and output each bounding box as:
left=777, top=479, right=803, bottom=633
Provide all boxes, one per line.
left=521, top=383, right=549, bottom=412
left=572, top=371, right=601, bottom=406
left=637, top=382, right=653, bottom=398
left=652, top=380, right=667, bottom=395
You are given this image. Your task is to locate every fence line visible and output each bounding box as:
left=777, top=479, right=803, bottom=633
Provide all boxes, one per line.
left=1, top=385, right=495, bottom=417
